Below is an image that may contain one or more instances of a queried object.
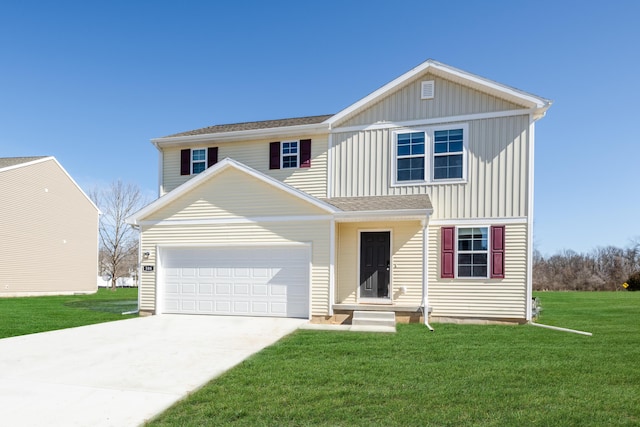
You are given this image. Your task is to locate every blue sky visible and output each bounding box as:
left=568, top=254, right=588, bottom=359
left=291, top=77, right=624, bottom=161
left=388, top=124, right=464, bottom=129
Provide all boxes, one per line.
left=1, top=1, right=638, bottom=255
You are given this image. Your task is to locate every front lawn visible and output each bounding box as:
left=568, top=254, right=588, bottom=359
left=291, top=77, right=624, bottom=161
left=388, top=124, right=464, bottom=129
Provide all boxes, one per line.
left=0, top=288, right=138, bottom=339
left=149, top=292, right=640, bottom=426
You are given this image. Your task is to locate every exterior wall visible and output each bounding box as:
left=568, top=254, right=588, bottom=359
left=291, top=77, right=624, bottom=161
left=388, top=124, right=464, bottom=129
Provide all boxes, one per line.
left=428, top=222, right=528, bottom=320
left=161, top=134, right=328, bottom=197
left=0, top=159, right=98, bottom=296
left=139, top=220, right=331, bottom=316
left=338, top=73, right=523, bottom=127
left=147, top=167, right=328, bottom=222
left=331, top=115, right=531, bottom=219
left=336, top=221, right=423, bottom=306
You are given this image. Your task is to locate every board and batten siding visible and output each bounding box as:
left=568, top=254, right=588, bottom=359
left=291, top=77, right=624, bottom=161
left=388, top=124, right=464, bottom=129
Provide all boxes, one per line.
left=139, top=221, right=331, bottom=316
left=427, top=223, right=528, bottom=320
left=0, top=159, right=98, bottom=295
left=161, top=134, right=328, bottom=198
left=331, top=115, right=531, bottom=219
left=336, top=221, right=423, bottom=305
left=337, top=73, right=523, bottom=128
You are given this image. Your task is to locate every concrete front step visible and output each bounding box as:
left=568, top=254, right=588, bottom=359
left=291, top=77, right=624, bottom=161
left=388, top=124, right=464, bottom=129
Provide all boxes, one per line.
left=352, top=311, right=396, bottom=329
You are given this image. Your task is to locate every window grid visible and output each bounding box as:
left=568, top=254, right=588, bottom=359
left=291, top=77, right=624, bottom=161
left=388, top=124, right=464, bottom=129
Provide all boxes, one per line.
left=192, top=149, right=206, bottom=174
left=282, top=141, right=299, bottom=169
left=396, top=132, right=425, bottom=182
left=433, top=129, right=463, bottom=180
left=457, top=227, right=488, bottom=278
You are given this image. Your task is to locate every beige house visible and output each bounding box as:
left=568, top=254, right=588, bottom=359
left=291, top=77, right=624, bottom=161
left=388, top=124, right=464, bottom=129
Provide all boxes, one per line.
left=0, top=157, right=99, bottom=296
left=127, top=59, right=551, bottom=324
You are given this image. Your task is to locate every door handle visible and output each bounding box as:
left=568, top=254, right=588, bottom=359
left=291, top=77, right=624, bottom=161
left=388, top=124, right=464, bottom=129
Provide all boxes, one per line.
left=386, top=261, right=390, bottom=271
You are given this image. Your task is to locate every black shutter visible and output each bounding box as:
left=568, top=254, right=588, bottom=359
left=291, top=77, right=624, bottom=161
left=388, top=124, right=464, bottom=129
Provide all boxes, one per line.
left=269, top=142, right=281, bottom=169
left=300, top=139, right=311, bottom=168
left=180, top=149, right=190, bottom=175
left=207, top=147, right=218, bottom=168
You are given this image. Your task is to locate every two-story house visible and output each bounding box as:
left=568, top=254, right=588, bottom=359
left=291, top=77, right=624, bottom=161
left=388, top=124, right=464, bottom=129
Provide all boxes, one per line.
left=127, top=59, right=551, bottom=325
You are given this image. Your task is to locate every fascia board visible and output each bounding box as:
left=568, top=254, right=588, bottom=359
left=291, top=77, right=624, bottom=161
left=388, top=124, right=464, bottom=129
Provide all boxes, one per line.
left=152, top=122, right=330, bottom=147
left=334, top=208, right=433, bottom=222
left=126, top=158, right=337, bottom=225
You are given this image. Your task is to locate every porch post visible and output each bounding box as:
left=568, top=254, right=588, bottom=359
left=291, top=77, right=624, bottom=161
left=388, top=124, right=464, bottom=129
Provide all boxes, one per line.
left=329, top=218, right=335, bottom=316
left=422, top=217, right=434, bottom=330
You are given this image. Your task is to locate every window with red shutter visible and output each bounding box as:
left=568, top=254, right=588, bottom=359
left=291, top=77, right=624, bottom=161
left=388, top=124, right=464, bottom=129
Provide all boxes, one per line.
left=180, top=149, right=190, bottom=175
left=490, top=225, right=505, bottom=279
left=269, top=142, right=281, bottom=169
left=300, top=139, right=312, bottom=168
left=441, top=227, right=455, bottom=278
left=207, top=147, right=218, bottom=168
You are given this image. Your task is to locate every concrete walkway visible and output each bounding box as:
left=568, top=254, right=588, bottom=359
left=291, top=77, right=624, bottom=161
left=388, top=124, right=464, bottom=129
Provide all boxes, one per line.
left=0, top=315, right=306, bottom=426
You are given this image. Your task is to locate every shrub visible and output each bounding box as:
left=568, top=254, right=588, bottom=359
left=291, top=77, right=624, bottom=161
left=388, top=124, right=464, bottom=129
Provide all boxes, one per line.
left=625, top=271, right=640, bottom=291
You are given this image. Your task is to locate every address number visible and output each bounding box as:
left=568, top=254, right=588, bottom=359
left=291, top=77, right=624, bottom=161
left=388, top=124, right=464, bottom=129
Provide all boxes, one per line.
left=143, top=265, right=154, bottom=272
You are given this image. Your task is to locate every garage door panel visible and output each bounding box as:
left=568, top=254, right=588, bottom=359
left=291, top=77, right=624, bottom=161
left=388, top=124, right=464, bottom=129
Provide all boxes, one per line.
left=161, top=246, right=309, bottom=318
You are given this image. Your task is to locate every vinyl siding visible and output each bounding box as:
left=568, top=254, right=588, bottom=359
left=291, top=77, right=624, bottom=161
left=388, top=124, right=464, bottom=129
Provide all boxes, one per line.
left=0, top=159, right=98, bottom=295
left=161, top=134, right=328, bottom=198
left=428, top=222, right=528, bottom=320
left=336, top=221, right=423, bottom=305
left=145, top=167, right=329, bottom=222
left=139, top=221, right=331, bottom=316
left=338, top=73, right=523, bottom=127
left=331, top=115, right=531, bottom=219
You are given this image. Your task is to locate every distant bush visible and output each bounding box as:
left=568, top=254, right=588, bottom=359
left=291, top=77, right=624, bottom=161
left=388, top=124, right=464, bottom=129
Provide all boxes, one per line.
left=625, top=271, right=640, bottom=291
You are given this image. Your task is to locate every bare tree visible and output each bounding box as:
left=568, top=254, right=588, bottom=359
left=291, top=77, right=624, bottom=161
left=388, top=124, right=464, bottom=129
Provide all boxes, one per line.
left=90, top=181, right=146, bottom=291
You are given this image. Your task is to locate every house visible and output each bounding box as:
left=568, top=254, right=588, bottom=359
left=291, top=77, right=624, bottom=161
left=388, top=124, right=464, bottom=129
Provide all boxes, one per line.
left=0, top=157, right=100, bottom=296
left=127, top=59, right=551, bottom=324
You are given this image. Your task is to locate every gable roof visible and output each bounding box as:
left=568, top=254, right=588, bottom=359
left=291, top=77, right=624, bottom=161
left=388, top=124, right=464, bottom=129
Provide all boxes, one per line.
left=126, top=158, right=339, bottom=225
left=0, top=156, right=49, bottom=171
left=0, top=156, right=100, bottom=213
left=326, top=59, right=552, bottom=127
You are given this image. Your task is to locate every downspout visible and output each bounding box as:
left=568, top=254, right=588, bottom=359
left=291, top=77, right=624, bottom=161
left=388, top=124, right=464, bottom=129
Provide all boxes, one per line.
left=122, top=223, right=141, bottom=315
left=528, top=321, right=592, bottom=336
left=421, top=218, right=434, bottom=331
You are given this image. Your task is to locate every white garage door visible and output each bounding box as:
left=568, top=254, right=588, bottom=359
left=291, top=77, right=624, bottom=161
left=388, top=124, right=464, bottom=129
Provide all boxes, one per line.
left=160, top=246, right=309, bottom=318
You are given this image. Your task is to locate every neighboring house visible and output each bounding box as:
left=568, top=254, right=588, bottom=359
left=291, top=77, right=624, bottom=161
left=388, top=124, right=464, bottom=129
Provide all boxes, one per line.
left=0, top=157, right=99, bottom=296
left=127, top=59, right=551, bottom=324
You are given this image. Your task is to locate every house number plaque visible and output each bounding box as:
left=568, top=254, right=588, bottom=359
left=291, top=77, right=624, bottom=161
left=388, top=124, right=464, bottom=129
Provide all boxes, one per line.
left=143, top=265, right=154, bottom=272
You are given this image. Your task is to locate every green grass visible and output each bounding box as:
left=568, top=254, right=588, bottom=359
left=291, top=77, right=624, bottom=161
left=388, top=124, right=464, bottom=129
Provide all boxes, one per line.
left=149, top=292, right=640, bottom=426
left=0, top=288, right=138, bottom=339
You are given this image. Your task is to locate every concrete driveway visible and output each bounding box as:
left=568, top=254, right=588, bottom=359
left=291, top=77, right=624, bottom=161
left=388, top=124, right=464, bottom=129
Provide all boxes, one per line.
left=0, top=315, right=306, bottom=426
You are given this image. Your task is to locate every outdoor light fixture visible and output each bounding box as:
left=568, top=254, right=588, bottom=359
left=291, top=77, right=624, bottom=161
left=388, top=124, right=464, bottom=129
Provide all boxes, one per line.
left=143, top=251, right=150, bottom=259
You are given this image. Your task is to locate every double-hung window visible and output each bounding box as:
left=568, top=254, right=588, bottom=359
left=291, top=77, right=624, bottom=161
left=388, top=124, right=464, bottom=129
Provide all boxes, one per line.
left=457, top=227, right=488, bottom=278
left=433, top=129, right=464, bottom=180
left=396, top=132, right=425, bottom=182
left=393, top=124, right=467, bottom=185
left=282, top=141, right=299, bottom=168
left=191, top=149, right=206, bottom=174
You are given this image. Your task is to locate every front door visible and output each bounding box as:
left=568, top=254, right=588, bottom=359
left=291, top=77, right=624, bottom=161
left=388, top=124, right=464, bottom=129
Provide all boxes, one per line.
left=360, top=231, right=391, bottom=299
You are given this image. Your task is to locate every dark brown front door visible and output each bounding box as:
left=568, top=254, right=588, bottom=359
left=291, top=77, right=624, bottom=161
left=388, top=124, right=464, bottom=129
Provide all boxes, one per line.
left=360, top=232, right=390, bottom=299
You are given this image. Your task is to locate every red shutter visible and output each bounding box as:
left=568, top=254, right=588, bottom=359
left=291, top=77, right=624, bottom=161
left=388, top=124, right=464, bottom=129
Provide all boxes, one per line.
left=180, top=149, right=190, bottom=175
left=207, top=147, right=218, bottom=168
left=269, top=142, right=281, bottom=169
left=441, top=227, right=455, bottom=278
left=491, top=225, right=505, bottom=279
left=300, top=139, right=312, bottom=168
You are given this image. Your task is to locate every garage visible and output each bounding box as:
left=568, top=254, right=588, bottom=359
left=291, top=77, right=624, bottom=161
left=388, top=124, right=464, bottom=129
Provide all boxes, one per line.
left=158, top=245, right=310, bottom=318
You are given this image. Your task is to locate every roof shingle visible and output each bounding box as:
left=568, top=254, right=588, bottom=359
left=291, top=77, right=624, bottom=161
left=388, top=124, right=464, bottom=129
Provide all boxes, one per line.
left=166, top=114, right=333, bottom=138
left=0, top=156, right=48, bottom=170
left=323, top=195, right=432, bottom=212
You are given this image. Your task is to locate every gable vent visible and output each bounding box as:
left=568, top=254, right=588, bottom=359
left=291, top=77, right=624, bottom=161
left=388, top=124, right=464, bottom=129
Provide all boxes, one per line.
left=421, top=80, right=435, bottom=100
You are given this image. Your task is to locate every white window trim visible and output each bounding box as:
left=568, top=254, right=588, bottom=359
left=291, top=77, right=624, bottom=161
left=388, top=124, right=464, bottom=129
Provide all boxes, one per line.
left=191, top=148, right=207, bottom=175
left=281, top=140, right=299, bottom=169
left=455, top=225, right=490, bottom=280
left=391, top=123, right=468, bottom=186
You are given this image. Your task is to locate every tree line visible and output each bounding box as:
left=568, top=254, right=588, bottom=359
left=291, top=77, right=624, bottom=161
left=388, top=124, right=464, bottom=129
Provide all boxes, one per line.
left=533, top=239, right=640, bottom=291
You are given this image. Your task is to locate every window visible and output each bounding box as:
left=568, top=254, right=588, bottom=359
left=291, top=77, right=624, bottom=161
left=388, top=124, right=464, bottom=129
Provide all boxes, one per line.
left=269, top=140, right=312, bottom=170
left=393, top=124, right=467, bottom=185
left=282, top=141, right=299, bottom=168
left=434, top=129, right=463, bottom=180
left=191, top=149, right=206, bottom=174
left=180, top=147, right=218, bottom=176
left=441, top=225, right=505, bottom=279
left=457, top=227, right=488, bottom=278
left=396, top=132, right=425, bottom=182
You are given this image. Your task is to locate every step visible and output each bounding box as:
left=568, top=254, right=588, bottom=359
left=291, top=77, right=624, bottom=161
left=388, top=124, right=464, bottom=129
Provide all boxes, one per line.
left=352, top=311, right=396, bottom=329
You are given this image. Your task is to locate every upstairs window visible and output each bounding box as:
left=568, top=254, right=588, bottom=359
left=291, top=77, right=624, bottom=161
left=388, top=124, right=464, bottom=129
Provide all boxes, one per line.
left=434, top=129, right=463, bottom=180
left=396, top=132, right=425, bottom=182
left=282, top=141, right=299, bottom=168
left=191, top=149, right=206, bottom=174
